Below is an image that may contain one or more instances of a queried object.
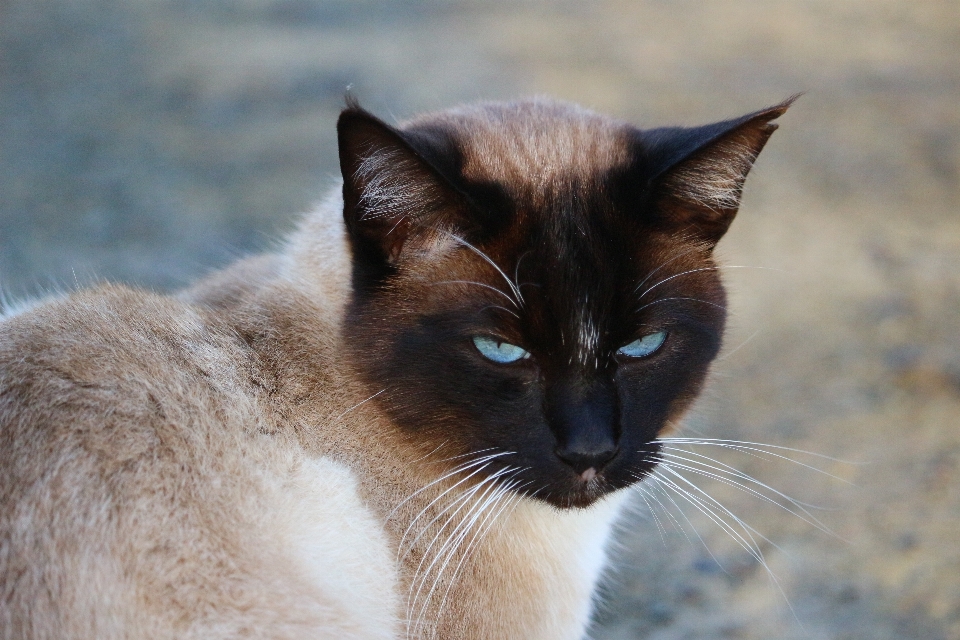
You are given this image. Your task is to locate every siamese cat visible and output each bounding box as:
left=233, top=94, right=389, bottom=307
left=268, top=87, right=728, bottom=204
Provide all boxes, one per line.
left=0, top=97, right=790, bottom=639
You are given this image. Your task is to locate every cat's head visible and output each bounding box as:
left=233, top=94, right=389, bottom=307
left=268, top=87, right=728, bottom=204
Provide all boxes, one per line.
left=338, top=98, right=790, bottom=508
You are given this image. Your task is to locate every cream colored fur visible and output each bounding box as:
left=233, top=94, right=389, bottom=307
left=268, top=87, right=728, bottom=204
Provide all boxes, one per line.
left=0, top=191, right=625, bottom=640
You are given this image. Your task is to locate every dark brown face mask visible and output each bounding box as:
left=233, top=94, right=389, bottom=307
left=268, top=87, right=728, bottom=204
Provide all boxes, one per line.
left=338, top=98, right=792, bottom=508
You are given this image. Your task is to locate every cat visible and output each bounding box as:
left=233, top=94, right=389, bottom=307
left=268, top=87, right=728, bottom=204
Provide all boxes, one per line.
left=0, top=96, right=791, bottom=639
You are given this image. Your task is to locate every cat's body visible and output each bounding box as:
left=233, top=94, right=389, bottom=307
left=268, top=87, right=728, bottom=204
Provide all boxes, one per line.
left=0, top=98, right=789, bottom=639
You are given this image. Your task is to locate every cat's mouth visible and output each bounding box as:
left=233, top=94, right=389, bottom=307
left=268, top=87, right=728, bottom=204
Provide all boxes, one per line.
left=508, top=441, right=663, bottom=509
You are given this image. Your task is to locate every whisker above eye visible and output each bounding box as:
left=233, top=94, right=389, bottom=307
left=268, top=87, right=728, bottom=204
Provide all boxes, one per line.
left=636, top=264, right=784, bottom=300
left=478, top=304, right=521, bottom=320
left=634, top=246, right=706, bottom=294
left=438, top=231, right=525, bottom=307
left=636, top=266, right=722, bottom=299
left=513, top=250, right=531, bottom=288
left=429, top=280, right=520, bottom=308
left=634, top=296, right=728, bottom=314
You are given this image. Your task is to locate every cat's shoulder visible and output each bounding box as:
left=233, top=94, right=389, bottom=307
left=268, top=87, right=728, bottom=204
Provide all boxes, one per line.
left=0, top=285, right=401, bottom=638
left=0, top=284, right=264, bottom=459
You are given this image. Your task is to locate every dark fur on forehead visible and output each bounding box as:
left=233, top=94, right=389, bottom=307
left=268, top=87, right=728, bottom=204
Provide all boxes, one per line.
left=338, top=97, right=793, bottom=508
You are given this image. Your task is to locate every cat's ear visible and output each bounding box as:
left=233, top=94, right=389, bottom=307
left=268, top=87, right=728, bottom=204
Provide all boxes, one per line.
left=338, top=105, right=466, bottom=266
left=646, top=97, right=796, bottom=242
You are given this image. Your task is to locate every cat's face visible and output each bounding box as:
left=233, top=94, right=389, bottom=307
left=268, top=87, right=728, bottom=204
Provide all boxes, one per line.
left=339, top=99, right=788, bottom=508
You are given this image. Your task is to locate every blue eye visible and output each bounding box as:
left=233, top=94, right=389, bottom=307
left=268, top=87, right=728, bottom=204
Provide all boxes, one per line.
left=617, top=331, right=667, bottom=358
left=473, top=336, right=530, bottom=364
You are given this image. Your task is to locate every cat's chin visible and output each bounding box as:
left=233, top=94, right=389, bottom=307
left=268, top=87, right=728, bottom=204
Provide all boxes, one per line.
left=541, top=484, right=615, bottom=510
left=524, top=458, right=660, bottom=510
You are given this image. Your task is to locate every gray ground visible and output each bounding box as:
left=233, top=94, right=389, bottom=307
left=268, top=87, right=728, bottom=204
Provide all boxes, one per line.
left=1, top=1, right=958, bottom=638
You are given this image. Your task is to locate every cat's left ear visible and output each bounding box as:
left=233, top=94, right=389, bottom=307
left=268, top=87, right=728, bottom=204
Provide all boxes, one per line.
left=645, top=97, right=796, bottom=243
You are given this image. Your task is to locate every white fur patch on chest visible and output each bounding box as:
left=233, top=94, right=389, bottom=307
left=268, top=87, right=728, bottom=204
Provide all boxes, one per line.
left=273, top=457, right=400, bottom=639
left=494, top=491, right=628, bottom=640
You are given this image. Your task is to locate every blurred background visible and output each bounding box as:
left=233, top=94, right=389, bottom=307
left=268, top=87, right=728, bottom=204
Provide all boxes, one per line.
left=1, top=1, right=958, bottom=637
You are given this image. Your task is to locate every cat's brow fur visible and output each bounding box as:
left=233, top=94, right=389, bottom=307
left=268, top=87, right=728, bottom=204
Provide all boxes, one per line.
left=0, top=97, right=789, bottom=639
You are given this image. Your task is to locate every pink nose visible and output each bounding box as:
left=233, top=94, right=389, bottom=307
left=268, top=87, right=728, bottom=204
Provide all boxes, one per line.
left=554, top=443, right=618, bottom=475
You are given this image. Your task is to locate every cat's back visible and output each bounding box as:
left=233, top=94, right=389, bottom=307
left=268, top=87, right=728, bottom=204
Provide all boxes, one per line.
left=0, top=285, right=261, bottom=637
left=0, top=285, right=398, bottom=639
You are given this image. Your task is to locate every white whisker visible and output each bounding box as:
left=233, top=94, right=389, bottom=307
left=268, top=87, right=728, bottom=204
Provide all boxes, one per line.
left=408, top=467, right=520, bottom=637
left=430, top=280, right=520, bottom=308
left=478, top=304, right=521, bottom=319
left=654, top=466, right=800, bottom=622
left=406, top=478, right=492, bottom=637
left=634, top=247, right=705, bottom=293
left=642, top=475, right=693, bottom=540
left=635, top=296, right=728, bottom=314
left=636, top=265, right=782, bottom=300
left=435, top=480, right=528, bottom=615
left=334, top=388, right=386, bottom=421
left=715, top=329, right=760, bottom=361
left=656, top=450, right=842, bottom=539
left=409, top=441, right=449, bottom=466
left=387, top=450, right=511, bottom=526
left=645, top=475, right=725, bottom=569
left=631, top=478, right=681, bottom=545
left=435, top=447, right=499, bottom=465
left=657, top=437, right=858, bottom=480
left=397, top=455, right=512, bottom=559
left=407, top=465, right=516, bottom=591
left=440, top=231, right=524, bottom=306
left=418, top=474, right=528, bottom=637
left=653, top=468, right=770, bottom=564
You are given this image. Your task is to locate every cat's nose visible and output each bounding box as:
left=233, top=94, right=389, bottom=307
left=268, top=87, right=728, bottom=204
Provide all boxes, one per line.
left=554, top=441, right=619, bottom=475
left=546, top=376, right=621, bottom=475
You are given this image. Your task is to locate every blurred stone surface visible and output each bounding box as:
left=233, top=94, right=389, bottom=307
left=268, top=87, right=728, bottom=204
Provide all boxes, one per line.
left=2, top=1, right=959, bottom=637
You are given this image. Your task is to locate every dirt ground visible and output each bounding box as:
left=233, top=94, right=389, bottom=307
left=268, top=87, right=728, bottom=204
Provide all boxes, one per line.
left=1, top=1, right=958, bottom=637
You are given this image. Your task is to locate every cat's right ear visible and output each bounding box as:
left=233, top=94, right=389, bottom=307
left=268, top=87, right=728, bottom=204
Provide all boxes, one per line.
left=338, top=106, right=466, bottom=270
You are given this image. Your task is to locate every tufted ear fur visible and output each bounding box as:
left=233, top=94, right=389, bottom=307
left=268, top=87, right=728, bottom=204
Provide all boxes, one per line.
left=338, top=105, right=469, bottom=286
left=646, top=97, right=796, bottom=242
